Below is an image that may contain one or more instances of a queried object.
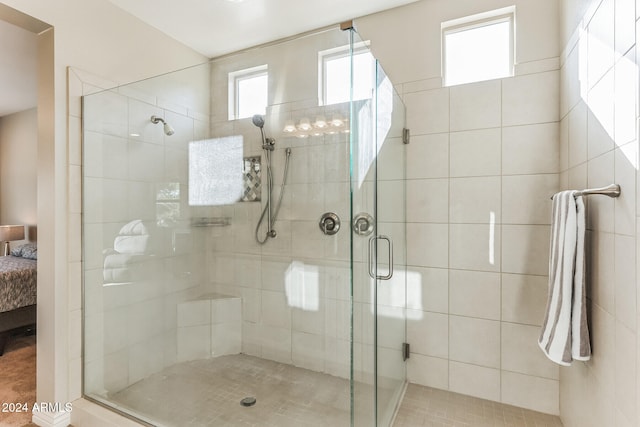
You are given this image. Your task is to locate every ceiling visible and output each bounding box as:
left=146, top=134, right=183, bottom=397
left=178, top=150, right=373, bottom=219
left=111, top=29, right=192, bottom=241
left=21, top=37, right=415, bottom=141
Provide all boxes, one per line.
left=0, top=19, right=37, bottom=117
left=0, top=0, right=418, bottom=118
left=108, top=0, right=420, bottom=58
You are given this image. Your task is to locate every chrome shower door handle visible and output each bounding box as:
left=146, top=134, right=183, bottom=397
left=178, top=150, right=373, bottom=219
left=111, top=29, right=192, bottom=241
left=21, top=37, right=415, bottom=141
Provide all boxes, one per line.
left=368, top=235, right=394, bottom=280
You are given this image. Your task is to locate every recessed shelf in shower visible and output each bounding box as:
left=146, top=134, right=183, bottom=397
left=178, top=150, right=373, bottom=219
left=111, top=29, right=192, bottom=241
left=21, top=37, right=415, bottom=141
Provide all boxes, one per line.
left=242, top=156, right=261, bottom=202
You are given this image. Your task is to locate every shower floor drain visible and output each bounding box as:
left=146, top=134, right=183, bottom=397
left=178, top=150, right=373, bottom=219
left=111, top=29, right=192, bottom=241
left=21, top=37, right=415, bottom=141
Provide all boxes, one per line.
left=240, top=397, right=256, bottom=407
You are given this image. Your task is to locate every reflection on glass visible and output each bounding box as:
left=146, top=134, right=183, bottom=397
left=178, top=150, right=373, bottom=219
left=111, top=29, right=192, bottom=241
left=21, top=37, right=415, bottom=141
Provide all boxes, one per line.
left=354, top=72, right=394, bottom=188
left=285, top=261, right=320, bottom=311
left=188, top=136, right=244, bottom=206
left=237, top=73, right=268, bottom=119
left=156, top=182, right=180, bottom=227
left=405, top=270, right=424, bottom=320
left=103, top=219, right=151, bottom=285
left=489, top=211, right=495, bottom=265
left=320, top=42, right=374, bottom=106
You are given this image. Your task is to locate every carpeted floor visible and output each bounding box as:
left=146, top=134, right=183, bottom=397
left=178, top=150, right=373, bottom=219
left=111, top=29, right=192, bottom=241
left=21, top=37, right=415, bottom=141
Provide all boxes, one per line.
left=0, top=333, right=36, bottom=427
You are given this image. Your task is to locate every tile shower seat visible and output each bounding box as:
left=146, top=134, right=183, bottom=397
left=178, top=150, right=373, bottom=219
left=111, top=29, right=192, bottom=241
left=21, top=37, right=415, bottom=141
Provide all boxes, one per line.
left=177, top=293, right=241, bottom=361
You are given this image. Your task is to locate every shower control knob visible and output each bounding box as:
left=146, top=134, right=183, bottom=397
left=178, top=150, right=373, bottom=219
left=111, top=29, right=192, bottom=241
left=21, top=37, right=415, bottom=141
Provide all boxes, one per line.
left=319, top=212, right=340, bottom=236
left=352, top=213, right=374, bottom=236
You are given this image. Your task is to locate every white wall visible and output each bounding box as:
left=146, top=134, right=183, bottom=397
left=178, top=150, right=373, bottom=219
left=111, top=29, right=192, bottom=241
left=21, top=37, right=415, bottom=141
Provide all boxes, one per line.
left=559, top=0, right=639, bottom=426
left=0, top=1, right=206, bottom=425
left=0, top=108, right=37, bottom=245
left=357, top=0, right=559, bottom=84
left=357, top=0, right=562, bottom=415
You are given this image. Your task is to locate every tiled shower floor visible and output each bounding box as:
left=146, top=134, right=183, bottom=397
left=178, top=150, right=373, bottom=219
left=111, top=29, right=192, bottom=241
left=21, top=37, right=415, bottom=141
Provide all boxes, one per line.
left=394, top=384, right=564, bottom=427
left=108, top=355, right=562, bottom=427
left=109, top=354, right=356, bottom=426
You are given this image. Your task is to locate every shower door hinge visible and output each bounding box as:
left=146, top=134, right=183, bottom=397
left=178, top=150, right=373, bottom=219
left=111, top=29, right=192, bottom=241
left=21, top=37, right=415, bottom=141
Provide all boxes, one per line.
left=402, top=342, right=410, bottom=361
left=340, top=20, right=354, bottom=31
left=402, top=128, right=410, bottom=145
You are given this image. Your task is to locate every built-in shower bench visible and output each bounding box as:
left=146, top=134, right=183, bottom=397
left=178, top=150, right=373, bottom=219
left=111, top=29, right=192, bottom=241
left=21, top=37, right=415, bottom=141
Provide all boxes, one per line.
left=176, top=293, right=241, bottom=362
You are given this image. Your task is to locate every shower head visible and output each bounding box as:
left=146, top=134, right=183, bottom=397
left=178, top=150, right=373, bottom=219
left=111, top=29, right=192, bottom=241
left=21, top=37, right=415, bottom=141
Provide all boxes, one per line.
left=150, top=115, right=175, bottom=136
left=252, top=114, right=265, bottom=129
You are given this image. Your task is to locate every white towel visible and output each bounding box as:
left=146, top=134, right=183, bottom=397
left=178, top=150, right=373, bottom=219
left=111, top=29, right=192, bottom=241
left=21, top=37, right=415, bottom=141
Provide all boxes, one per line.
left=538, top=190, right=590, bottom=366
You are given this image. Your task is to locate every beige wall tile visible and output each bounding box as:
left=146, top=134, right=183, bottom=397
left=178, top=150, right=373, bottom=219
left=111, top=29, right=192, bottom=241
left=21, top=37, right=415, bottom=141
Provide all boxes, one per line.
left=501, top=371, right=559, bottom=415
left=503, top=122, right=560, bottom=175
left=449, top=128, right=501, bottom=177
left=502, top=225, right=550, bottom=275
left=587, top=367, right=616, bottom=427
left=449, top=361, right=500, bottom=401
left=406, top=133, right=449, bottom=179
left=589, top=231, right=615, bottom=313
left=449, top=270, right=500, bottom=320
left=450, top=223, right=501, bottom=272
left=615, top=321, right=637, bottom=422
left=407, top=311, right=449, bottom=359
left=405, top=88, right=450, bottom=135
left=560, top=116, right=569, bottom=173
left=450, top=316, right=500, bottom=368
left=502, top=322, right=559, bottom=379
left=502, top=174, right=559, bottom=224
left=407, top=178, right=449, bottom=223
left=614, top=145, right=637, bottom=236
left=450, top=80, right=501, bottom=131
left=407, top=223, right=449, bottom=268
left=615, top=234, right=637, bottom=332
left=407, top=354, right=449, bottom=389
left=502, top=273, right=549, bottom=326
left=406, top=267, right=449, bottom=314
left=590, top=304, right=616, bottom=397
left=559, top=359, right=590, bottom=427
left=568, top=100, right=588, bottom=168
left=502, top=71, right=560, bottom=126
left=586, top=0, right=615, bottom=89
left=568, top=161, right=588, bottom=192
left=586, top=71, right=615, bottom=160
left=450, top=176, right=501, bottom=224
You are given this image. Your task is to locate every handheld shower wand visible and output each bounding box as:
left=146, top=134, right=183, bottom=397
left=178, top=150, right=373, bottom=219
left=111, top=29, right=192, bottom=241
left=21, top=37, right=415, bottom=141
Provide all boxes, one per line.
left=252, top=114, right=291, bottom=244
left=252, top=114, right=275, bottom=150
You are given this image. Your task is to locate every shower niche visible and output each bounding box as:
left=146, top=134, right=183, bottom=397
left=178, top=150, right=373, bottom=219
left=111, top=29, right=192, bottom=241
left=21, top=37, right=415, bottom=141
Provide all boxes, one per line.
left=241, top=156, right=261, bottom=202
left=82, top=24, right=406, bottom=427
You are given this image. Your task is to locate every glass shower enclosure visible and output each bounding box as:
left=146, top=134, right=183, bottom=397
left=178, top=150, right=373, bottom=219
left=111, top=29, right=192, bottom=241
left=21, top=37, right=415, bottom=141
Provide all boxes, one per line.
left=82, top=25, right=406, bottom=427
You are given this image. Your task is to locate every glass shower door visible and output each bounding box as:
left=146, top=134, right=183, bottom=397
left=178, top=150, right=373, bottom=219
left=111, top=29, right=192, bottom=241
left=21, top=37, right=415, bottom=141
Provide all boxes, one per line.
left=372, top=59, right=407, bottom=427
left=350, top=30, right=407, bottom=427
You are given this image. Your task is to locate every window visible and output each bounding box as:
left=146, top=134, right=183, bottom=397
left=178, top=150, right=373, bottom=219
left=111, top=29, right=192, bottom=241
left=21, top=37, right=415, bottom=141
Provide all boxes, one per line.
left=228, top=65, right=268, bottom=120
left=319, top=42, right=375, bottom=105
left=442, top=8, right=514, bottom=86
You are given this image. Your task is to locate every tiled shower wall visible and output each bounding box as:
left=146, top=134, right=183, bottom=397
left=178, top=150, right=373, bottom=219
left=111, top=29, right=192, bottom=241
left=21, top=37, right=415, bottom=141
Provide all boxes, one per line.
left=397, top=63, right=561, bottom=416
left=559, top=0, right=639, bottom=426
left=203, top=32, right=357, bottom=378
left=81, top=65, right=213, bottom=396
left=203, top=118, right=353, bottom=378
left=355, top=0, right=563, bottom=415
left=201, top=29, right=406, bottom=394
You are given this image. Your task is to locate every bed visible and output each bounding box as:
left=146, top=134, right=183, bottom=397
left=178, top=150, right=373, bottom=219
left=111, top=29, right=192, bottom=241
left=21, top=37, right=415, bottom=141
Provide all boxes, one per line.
left=0, top=244, right=37, bottom=355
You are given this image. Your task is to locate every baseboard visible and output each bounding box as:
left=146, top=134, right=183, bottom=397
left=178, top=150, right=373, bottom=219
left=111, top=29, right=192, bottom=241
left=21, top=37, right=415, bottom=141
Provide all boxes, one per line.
left=69, top=398, right=144, bottom=426
left=32, top=409, right=72, bottom=427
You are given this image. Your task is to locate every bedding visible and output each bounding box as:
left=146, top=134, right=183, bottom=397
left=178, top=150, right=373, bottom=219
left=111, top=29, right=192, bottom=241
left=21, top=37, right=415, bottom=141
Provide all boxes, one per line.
left=0, top=246, right=37, bottom=355
left=0, top=255, right=37, bottom=313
